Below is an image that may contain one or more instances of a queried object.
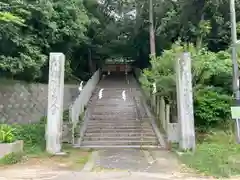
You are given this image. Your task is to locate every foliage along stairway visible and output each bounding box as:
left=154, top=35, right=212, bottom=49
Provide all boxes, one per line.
left=76, top=73, right=163, bottom=148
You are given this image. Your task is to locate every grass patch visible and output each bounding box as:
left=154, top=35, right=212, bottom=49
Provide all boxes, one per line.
left=19, top=143, right=90, bottom=170
left=179, top=129, right=240, bottom=178
left=13, top=122, right=46, bottom=154
left=0, top=145, right=90, bottom=170
left=0, top=152, right=23, bottom=165
left=0, top=116, right=89, bottom=170
left=0, top=110, right=89, bottom=169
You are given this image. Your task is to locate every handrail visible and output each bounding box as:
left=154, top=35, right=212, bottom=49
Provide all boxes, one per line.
left=69, top=69, right=101, bottom=145
left=133, top=67, right=180, bottom=144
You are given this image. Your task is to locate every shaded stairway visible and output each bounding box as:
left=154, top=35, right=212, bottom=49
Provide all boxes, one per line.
left=78, top=73, right=162, bottom=148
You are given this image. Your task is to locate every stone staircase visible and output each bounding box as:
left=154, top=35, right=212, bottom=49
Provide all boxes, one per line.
left=77, top=73, right=161, bottom=148
left=77, top=75, right=159, bottom=148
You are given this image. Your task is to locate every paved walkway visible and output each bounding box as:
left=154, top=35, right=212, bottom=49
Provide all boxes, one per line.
left=0, top=170, right=216, bottom=180
left=0, top=149, right=218, bottom=180
left=93, top=149, right=180, bottom=173
left=51, top=171, right=216, bottom=180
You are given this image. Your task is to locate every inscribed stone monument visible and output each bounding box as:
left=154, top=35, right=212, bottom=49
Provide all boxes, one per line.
left=176, top=52, right=195, bottom=150
left=46, top=53, right=65, bottom=154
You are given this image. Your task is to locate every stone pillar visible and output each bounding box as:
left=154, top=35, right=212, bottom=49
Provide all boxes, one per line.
left=160, top=97, right=166, bottom=131
left=152, top=82, right=157, bottom=113
left=176, top=52, right=195, bottom=150
left=166, top=104, right=170, bottom=124
left=46, top=53, right=65, bottom=154
left=156, top=96, right=160, bottom=116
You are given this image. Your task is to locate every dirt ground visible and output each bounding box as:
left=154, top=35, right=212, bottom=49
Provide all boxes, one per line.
left=0, top=149, right=90, bottom=180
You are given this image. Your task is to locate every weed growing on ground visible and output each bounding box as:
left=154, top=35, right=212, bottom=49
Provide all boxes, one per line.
left=13, top=122, right=46, bottom=154
left=179, top=129, right=240, bottom=178
left=0, top=152, right=23, bottom=165
left=0, top=115, right=90, bottom=168
left=0, top=124, right=16, bottom=143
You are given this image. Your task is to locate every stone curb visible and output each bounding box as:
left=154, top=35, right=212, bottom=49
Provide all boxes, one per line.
left=82, top=151, right=99, bottom=172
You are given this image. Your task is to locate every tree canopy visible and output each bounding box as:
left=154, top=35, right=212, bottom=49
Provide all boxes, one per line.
left=0, top=0, right=239, bottom=82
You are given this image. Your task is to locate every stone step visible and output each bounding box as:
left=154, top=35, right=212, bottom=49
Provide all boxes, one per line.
left=90, top=118, right=137, bottom=121
left=93, top=97, right=132, bottom=100
left=94, top=99, right=132, bottom=101
left=91, top=115, right=136, bottom=119
left=83, top=136, right=157, bottom=141
left=94, top=101, right=133, bottom=104
left=93, top=95, right=130, bottom=98
left=86, top=125, right=152, bottom=129
left=85, top=128, right=154, bottom=133
left=86, top=122, right=152, bottom=127
left=96, top=89, right=130, bottom=92
left=81, top=140, right=159, bottom=146
left=94, top=104, right=135, bottom=107
left=90, top=92, right=124, bottom=95
left=96, top=88, right=129, bottom=91
left=92, top=111, right=135, bottom=115
left=75, top=145, right=161, bottom=149
left=93, top=105, right=135, bottom=108
left=92, top=108, right=135, bottom=111
left=88, top=119, right=142, bottom=123
left=94, top=97, right=131, bottom=99
left=94, top=91, right=130, bottom=94
left=94, top=102, right=135, bottom=105
left=84, top=132, right=156, bottom=137
left=91, top=112, right=135, bottom=116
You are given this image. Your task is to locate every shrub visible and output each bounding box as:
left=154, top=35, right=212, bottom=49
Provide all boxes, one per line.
left=13, top=122, right=45, bottom=152
left=194, top=87, right=232, bottom=129
left=40, top=116, right=47, bottom=124
left=0, top=124, right=16, bottom=143
left=63, top=110, right=69, bottom=122
left=140, top=42, right=233, bottom=129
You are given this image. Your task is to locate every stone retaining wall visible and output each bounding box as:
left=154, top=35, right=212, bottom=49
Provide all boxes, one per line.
left=0, top=140, right=23, bottom=158
left=0, top=80, right=79, bottom=124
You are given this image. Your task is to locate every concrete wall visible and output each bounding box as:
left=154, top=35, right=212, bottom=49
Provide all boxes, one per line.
left=0, top=80, right=79, bottom=124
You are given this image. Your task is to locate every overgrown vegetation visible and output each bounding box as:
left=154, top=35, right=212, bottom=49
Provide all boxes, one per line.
left=2, top=0, right=240, bottom=177
left=179, top=130, right=240, bottom=178
left=2, top=0, right=238, bottom=81
left=0, top=152, right=23, bottom=165
left=0, top=121, right=45, bottom=164
left=140, top=42, right=232, bottom=131
left=139, top=42, right=237, bottom=177
left=0, top=109, right=87, bottom=165
left=13, top=122, right=46, bottom=154
left=0, top=124, right=16, bottom=143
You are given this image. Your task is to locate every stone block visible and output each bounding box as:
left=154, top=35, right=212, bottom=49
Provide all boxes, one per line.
left=167, top=123, right=179, bottom=143
left=0, top=140, right=23, bottom=158
left=62, top=122, right=72, bottom=143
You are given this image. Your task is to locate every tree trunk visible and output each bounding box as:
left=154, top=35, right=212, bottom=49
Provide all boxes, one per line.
left=196, top=14, right=205, bottom=50
left=88, top=48, right=93, bottom=73
left=149, top=0, right=156, bottom=56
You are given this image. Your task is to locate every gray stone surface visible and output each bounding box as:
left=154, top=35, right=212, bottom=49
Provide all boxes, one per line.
left=80, top=73, right=161, bottom=148
left=94, top=149, right=157, bottom=172
left=0, top=140, right=23, bottom=158
left=62, top=122, right=72, bottom=143
left=0, top=170, right=217, bottom=180
left=51, top=172, right=179, bottom=180
left=176, top=53, right=195, bottom=150
left=0, top=81, right=79, bottom=124
left=46, top=53, right=65, bottom=154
